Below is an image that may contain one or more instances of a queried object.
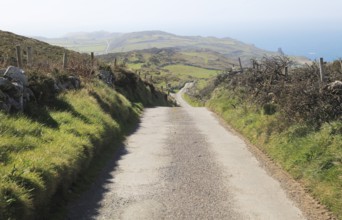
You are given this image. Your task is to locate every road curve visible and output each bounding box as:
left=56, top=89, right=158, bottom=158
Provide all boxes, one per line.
left=67, top=84, right=306, bottom=219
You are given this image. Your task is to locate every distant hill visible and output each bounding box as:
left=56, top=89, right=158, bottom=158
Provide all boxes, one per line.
left=107, top=31, right=274, bottom=58
left=36, top=31, right=282, bottom=63
left=36, top=30, right=310, bottom=65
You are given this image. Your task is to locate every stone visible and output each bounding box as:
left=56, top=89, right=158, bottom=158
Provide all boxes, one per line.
left=68, top=76, right=81, bottom=89
left=7, top=96, right=22, bottom=111
left=3, top=66, right=28, bottom=86
left=0, top=89, right=7, bottom=100
left=23, top=87, right=35, bottom=102
left=11, top=82, right=24, bottom=96
left=325, top=80, right=342, bottom=94
left=0, top=101, right=10, bottom=113
left=0, top=77, right=14, bottom=91
left=98, top=70, right=114, bottom=84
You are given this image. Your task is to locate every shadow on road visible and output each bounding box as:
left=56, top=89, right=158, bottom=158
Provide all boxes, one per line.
left=65, top=124, right=140, bottom=220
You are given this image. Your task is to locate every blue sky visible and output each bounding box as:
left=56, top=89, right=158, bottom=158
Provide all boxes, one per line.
left=1, top=0, right=342, bottom=60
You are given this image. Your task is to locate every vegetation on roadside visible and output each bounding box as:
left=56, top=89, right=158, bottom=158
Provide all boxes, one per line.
left=0, top=30, right=171, bottom=220
left=182, top=93, right=204, bottom=107
left=187, top=56, right=342, bottom=219
left=0, top=81, right=141, bottom=219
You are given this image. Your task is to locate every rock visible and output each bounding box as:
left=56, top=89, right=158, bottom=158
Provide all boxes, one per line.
left=8, top=96, right=22, bottom=111
left=98, top=70, right=114, bottom=84
left=11, top=82, right=24, bottom=97
left=324, top=80, right=342, bottom=94
left=54, top=75, right=81, bottom=91
left=23, top=87, right=35, bottom=102
left=0, top=101, right=10, bottom=113
left=68, top=76, right=81, bottom=89
left=0, top=77, right=15, bottom=91
left=0, top=89, right=7, bottom=100
left=3, top=66, right=28, bottom=86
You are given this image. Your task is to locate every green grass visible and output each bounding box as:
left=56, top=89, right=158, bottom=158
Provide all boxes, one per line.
left=206, top=87, right=342, bottom=219
left=0, top=80, right=142, bottom=220
left=146, top=64, right=219, bottom=91
left=182, top=94, right=204, bottom=107
left=163, top=64, right=218, bottom=78
left=127, top=63, right=144, bottom=70
left=67, top=44, right=106, bottom=53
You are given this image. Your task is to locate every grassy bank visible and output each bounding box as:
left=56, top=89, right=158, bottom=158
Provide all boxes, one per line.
left=0, top=80, right=144, bottom=219
left=182, top=93, right=204, bottom=107
left=206, top=87, right=342, bottom=219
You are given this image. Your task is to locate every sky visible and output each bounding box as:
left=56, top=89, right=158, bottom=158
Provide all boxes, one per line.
left=1, top=0, right=342, bottom=60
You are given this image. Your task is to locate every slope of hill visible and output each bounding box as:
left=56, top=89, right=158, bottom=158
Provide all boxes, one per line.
left=37, top=30, right=284, bottom=63
left=107, top=31, right=273, bottom=58
left=99, top=47, right=237, bottom=70
left=36, top=31, right=123, bottom=54
left=98, top=47, right=235, bottom=91
left=0, top=30, right=90, bottom=68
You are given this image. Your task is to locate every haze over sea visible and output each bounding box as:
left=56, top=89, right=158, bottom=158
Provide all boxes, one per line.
left=230, top=30, right=342, bottom=61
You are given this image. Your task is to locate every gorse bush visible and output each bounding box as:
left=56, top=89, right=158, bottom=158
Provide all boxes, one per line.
left=200, top=56, right=342, bottom=127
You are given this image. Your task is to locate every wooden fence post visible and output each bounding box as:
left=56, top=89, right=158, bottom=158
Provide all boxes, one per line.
left=319, top=57, right=325, bottom=82
left=284, top=66, right=288, bottom=78
left=91, top=52, right=94, bottom=66
left=16, top=46, right=22, bottom=68
left=238, top=57, right=243, bottom=72
left=27, top=46, right=33, bottom=66
left=63, top=52, right=68, bottom=69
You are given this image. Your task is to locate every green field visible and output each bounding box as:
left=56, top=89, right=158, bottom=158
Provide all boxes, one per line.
left=163, top=64, right=218, bottom=78
left=66, top=44, right=107, bottom=53
left=127, top=63, right=144, bottom=70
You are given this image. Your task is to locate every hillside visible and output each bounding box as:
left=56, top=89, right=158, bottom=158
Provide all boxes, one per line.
left=37, top=30, right=285, bottom=64
left=99, top=47, right=237, bottom=70
left=97, top=47, right=234, bottom=92
left=0, top=30, right=89, bottom=68
left=0, top=30, right=170, bottom=220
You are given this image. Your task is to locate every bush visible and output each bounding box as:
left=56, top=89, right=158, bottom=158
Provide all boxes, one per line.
left=201, top=56, right=342, bottom=127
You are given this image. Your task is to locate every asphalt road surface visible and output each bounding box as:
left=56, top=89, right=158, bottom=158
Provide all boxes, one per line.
left=68, top=84, right=331, bottom=220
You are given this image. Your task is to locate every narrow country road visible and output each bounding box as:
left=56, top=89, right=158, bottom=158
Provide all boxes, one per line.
left=67, top=84, right=324, bottom=219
